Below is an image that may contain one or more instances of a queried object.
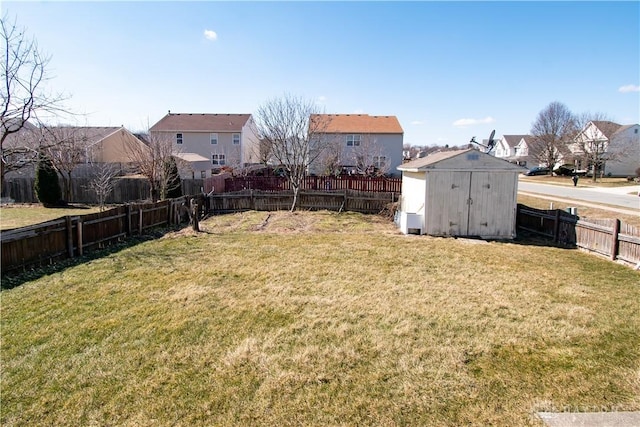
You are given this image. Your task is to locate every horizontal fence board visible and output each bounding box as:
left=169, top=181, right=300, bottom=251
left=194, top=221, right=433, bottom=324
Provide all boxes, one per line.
left=220, top=176, right=402, bottom=194
left=209, top=189, right=398, bottom=215
left=2, top=177, right=205, bottom=204
left=516, top=203, right=640, bottom=265
left=1, top=195, right=206, bottom=274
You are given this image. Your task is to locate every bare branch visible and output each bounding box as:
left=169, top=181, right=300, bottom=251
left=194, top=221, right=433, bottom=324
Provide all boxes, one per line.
left=1, top=13, right=71, bottom=192
left=126, top=132, right=183, bottom=202
left=529, top=101, right=577, bottom=173
left=87, top=162, right=118, bottom=211
left=253, top=94, right=331, bottom=211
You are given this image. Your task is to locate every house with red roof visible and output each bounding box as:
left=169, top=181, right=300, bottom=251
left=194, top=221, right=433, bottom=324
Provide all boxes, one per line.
left=310, top=114, right=404, bottom=176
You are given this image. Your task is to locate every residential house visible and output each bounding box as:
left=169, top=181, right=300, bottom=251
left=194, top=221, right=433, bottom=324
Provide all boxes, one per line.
left=149, top=112, right=259, bottom=179
left=310, top=114, right=404, bottom=176
left=493, top=135, right=530, bottom=166
left=78, top=127, right=148, bottom=165
left=3, top=125, right=147, bottom=177
left=570, top=121, right=640, bottom=177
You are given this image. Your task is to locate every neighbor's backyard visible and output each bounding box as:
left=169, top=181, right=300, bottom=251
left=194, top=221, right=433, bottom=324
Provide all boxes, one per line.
left=1, top=210, right=639, bottom=426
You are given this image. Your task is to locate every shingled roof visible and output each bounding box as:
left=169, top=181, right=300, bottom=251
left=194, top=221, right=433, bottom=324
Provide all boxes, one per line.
left=150, top=113, right=252, bottom=132
left=502, top=135, right=529, bottom=148
left=591, top=121, right=622, bottom=139
left=311, top=114, right=403, bottom=134
left=398, top=148, right=525, bottom=172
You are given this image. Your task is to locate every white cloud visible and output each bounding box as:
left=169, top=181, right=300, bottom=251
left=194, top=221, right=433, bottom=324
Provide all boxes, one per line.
left=618, top=84, right=640, bottom=93
left=452, top=116, right=495, bottom=127
left=353, top=109, right=365, bottom=114
left=410, top=120, right=424, bottom=125
left=317, top=95, right=327, bottom=103
left=204, top=30, right=218, bottom=41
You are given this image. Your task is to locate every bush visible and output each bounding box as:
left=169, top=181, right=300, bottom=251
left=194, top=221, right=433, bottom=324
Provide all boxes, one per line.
left=34, top=152, right=63, bottom=207
left=164, top=156, right=182, bottom=199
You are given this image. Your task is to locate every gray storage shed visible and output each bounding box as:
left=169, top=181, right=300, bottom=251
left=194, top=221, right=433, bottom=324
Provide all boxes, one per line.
left=397, top=148, right=526, bottom=239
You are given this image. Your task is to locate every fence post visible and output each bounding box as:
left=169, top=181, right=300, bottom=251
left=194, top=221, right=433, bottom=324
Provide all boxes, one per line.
left=126, top=204, right=132, bottom=236
left=611, top=218, right=620, bottom=261
left=139, top=207, right=143, bottom=235
left=553, top=209, right=561, bottom=243
left=191, top=198, right=200, bottom=232
left=77, top=218, right=83, bottom=256
left=66, top=216, right=74, bottom=258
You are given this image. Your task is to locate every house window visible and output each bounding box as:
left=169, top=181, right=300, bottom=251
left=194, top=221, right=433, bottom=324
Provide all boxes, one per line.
left=176, top=133, right=183, bottom=144
left=346, top=134, right=361, bottom=147
left=232, top=133, right=240, bottom=145
left=212, top=153, right=226, bottom=165
left=373, top=156, right=387, bottom=169
left=210, top=133, right=218, bottom=145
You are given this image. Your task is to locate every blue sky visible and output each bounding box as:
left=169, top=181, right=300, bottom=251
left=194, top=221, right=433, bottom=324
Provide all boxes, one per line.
left=3, top=1, right=639, bottom=147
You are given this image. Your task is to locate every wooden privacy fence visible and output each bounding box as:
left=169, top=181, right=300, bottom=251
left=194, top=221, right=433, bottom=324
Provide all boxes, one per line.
left=208, top=189, right=398, bottom=214
left=220, top=175, right=402, bottom=193
left=1, top=196, right=206, bottom=274
left=2, top=177, right=205, bottom=204
left=516, top=204, right=640, bottom=265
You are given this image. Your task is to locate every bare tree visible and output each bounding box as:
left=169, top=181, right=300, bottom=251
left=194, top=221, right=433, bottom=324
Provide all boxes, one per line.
left=254, top=137, right=274, bottom=166
left=226, top=145, right=251, bottom=177
left=1, top=13, right=68, bottom=189
left=253, top=94, right=331, bottom=211
left=529, top=101, right=577, bottom=174
left=316, top=138, right=343, bottom=177
left=350, top=135, right=391, bottom=177
left=39, top=126, right=86, bottom=201
left=87, top=162, right=118, bottom=211
left=127, top=132, right=182, bottom=202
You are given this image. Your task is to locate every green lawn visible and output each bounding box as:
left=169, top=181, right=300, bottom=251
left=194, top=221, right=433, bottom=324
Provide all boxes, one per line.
left=0, top=204, right=102, bottom=230
left=2, top=211, right=639, bottom=426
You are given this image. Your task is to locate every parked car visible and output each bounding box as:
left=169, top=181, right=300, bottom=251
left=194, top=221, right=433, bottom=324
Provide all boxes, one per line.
left=553, top=164, right=588, bottom=176
left=524, top=166, right=550, bottom=176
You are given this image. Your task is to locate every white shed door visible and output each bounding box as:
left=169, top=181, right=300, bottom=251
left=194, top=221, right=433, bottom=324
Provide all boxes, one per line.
left=426, top=171, right=513, bottom=237
left=468, top=171, right=515, bottom=237
left=426, top=171, right=471, bottom=236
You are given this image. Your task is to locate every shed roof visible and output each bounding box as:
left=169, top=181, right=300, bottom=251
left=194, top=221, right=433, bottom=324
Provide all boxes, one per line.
left=311, top=114, right=403, bottom=134
left=398, top=148, right=526, bottom=172
left=150, top=113, right=252, bottom=132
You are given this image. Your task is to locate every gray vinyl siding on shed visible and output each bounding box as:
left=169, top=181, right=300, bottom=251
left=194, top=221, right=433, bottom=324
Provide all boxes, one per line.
left=398, top=149, right=524, bottom=239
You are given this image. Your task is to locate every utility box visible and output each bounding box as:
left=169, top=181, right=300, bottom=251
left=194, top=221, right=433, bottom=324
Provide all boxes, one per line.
left=399, top=212, right=423, bottom=235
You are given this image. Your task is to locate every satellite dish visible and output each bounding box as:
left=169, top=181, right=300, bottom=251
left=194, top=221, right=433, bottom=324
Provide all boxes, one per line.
left=486, top=129, right=496, bottom=153
left=470, top=130, right=497, bottom=153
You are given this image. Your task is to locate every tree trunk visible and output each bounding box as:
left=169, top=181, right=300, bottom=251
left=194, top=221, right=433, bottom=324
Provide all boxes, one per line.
left=290, top=185, right=299, bottom=212
left=190, top=198, right=200, bottom=232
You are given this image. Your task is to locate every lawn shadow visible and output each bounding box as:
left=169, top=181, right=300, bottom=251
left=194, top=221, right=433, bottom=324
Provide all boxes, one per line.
left=0, top=226, right=194, bottom=290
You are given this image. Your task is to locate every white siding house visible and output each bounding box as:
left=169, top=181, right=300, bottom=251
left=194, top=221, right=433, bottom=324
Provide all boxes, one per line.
left=149, top=113, right=260, bottom=178
left=396, top=149, right=526, bottom=239
left=571, top=121, right=639, bottom=177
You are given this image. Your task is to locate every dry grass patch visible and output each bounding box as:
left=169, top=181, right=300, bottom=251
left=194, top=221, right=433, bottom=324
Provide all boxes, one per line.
left=2, top=211, right=639, bottom=426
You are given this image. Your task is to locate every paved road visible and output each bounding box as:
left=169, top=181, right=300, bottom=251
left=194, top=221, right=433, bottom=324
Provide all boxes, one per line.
left=518, top=182, right=640, bottom=211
